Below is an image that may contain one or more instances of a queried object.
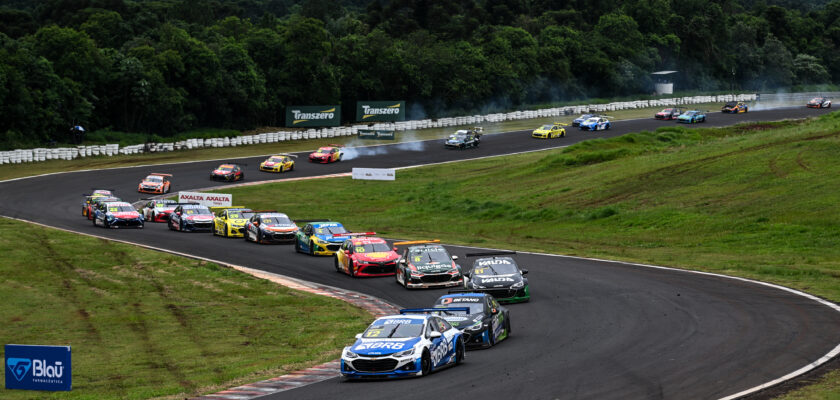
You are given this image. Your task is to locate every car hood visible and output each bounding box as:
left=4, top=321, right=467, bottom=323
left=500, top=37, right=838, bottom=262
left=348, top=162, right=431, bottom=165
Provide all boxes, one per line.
left=315, top=234, right=345, bottom=243
left=310, top=152, right=329, bottom=157
left=185, top=214, right=214, bottom=221
left=350, top=337, right=421, bottom=356
left=212, top=170, right=231, bottom=174
left=142, top=181, right=162, bottom=186
left=473, top=274, right=522, bottom=288
left=226, top=218, right=249, bottom=225
left=356, top=252, right=399, bottom=262
left=109, top=211, right=140, bottom=219
left=413, top=262, right=455, bottom=273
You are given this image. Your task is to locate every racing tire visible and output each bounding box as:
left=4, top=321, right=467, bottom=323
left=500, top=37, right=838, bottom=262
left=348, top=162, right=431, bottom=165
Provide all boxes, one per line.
left=348, top=260, right=356, bottom=277
left=455, top=338, right=464, bottom=365
left=309, top=241, right=315, bottom=256
left=256, top=230, right=263, bottom=244
left=290, top=164, right=295, bottom=171
left=168, top=219, right=174, bottom=231
left=420, top=350, right=432, bottom=376
left=240, top=173, right=244, bottom=181
left=334, top=258, right=341, bottom=273
left=294, top=239, right=301, bottom=253
left=402, top=270, right=410, bottom=288
left=92, top=216, right=97, bottom=227
left=505, top=314, right=511, bottom=336
left=488, top=326, right=496, bottom=347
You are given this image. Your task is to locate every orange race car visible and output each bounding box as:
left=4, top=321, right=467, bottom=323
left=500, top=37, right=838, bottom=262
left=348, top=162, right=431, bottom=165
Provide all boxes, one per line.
left=138, top=173, right=172, bottom=194
left=308, top=145, right=343, bottom=163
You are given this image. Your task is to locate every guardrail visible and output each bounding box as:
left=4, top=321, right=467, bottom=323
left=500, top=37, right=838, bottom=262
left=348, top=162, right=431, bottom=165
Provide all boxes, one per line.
left=0, top=93, right=757, bottom=165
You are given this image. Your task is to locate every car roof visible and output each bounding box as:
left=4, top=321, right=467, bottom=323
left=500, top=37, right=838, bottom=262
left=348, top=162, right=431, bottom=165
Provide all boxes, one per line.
left=258, top=212, right=290, bottom=218
left=375, top=314, right=428, bottom=322
left=104, top=201, right=132, bottom=207
left=408, top=244, right=445, bottom=250
left=312, top=221, right=342, bottom=227
left=439, top=292, right=489, bottom=299
left=351, top=236, right=387, bottom=244
left=218, top=164, right=236, bottom=168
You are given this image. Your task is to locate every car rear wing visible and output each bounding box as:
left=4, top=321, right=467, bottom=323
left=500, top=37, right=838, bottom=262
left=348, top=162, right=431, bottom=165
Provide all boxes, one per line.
left=294, top=219, right=331, bottom=223
left=400, top=308, right=471, bottom=315
left=465, top=251, right=516, bottom=258
left=150, top=173, right=173, bottom=177
left=274, top=153, right=299, bottom=158
left=333, top=232, right=376, bottom=238
left=448, top=289, right=502, bottom=298
left=210, top=205, right=247, bottom=211
left=219, top=161, right=247, bottom=166
left=392, top=240, right=441, bottom=246
left=327, top=143, right=345, bottom=148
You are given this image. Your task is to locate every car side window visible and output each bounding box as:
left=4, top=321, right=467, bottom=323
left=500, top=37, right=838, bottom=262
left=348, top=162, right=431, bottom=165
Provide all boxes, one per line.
left=436, top=317, right=450, bottom=332
left=425, top=321, right=434, bottom=338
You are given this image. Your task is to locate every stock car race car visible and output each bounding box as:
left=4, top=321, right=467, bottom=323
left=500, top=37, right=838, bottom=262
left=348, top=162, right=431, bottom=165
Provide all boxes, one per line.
left=335, top=234, right=400, bottom=277
left=245, top=212, right=299, bottom=243
left=433, top=292, right=510, bottom=348
left=807, top=97, right=832, bottom=108
left=340, top=311, right=465, bottom=379
left=579, top=116, right=611, bottom=131
left=82, top=189, right=115, bottom=217
left=168, top=204, right=214, bottom=232
left=677, top=110, right=707, bottom=124
left=309, top=145, right=343, bottom=163
left=91, top=201, right=144, bottom=229
left=531, top=123, right=566, bottom=139
left=259, top=154, right=296, bottom=172
left=572, top=113, right=597, bottom=127
left=295, top=221, right=349, bottom=255
left=721, top=101, right=748, bottom=113
left=210, top=163, right=244, bottom=181
left=85, top=196, right=121, bottom=220
left=463, top=252, right=530, bottom=303
left=138, top=173, right=172, bottom=194
left=655, top=108, right=682, bottom=120
left=212, top=207, right=254, bottom=237
left=444, top=128, right=482, bottom=149
left=139, top=199, right=179, bottom=222
left=394, top=241, right=463, bottom=289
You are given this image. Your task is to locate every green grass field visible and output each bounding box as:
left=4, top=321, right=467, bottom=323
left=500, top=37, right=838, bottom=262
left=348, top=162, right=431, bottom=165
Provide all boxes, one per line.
left=0, top=103, right=722, bottom=182
left=209, top=112, right=840, bottom=399
left=0, top=218, right=370, bottom=399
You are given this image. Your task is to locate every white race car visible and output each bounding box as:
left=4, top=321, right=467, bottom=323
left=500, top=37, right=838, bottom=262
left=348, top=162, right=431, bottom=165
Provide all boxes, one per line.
left=340, top=310, right=465, bottom=379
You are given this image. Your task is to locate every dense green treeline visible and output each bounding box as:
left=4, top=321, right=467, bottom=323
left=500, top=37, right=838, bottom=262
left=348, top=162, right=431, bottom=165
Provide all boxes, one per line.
left=0, top=0, right=838, bottom=148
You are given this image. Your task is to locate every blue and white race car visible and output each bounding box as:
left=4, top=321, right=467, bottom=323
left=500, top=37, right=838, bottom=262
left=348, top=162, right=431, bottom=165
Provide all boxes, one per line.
left=340, top=310, right=466, bottom=379
left=579, top=116, right=611, bottom=131
left=677, top=110, right=706, bottom=124
left=572, top=113, right=597, bottom=127
left=295, top=220, right=349, bottom=255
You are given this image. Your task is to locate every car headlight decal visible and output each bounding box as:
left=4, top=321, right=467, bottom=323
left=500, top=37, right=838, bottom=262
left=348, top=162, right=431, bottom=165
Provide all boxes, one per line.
left=344, top=350, right=358, bottom=359
left=511, top=281, right=525, bottom=289
left=394, top=348, right=415, bottom=357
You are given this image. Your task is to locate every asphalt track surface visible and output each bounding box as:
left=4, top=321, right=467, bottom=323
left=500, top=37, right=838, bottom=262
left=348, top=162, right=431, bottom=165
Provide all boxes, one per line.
left=2, top=107, right=840, bottom=400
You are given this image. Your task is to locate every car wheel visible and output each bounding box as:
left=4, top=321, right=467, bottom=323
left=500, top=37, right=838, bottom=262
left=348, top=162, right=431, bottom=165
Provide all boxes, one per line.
left=334, top=258, right=341, bottom=273
left=294, top=239, right=301, bottom=252
left=505, top=314, right=512, bottom=336
left=240, top=173, right=244, bottom=181
left=168, top=219, right=174, bottom=230
left=92, top=216, right=97, bottom=226
left=309, top=240, right=315, bottom=256
left=348, top=260, right=356, bottom=277
left=421, top=350, right=432, bottom=376
left=290, top=163, right=295, bottom=171
left=256, top=230, right=263, bottom=243
left=455, top=338, right=464, bottom=365
left=488, top=325, right=496, bottom=347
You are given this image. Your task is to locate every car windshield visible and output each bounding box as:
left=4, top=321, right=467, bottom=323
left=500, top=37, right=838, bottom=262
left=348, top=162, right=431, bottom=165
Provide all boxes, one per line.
left=145, top=176, right=162, bottom=182
left=183, top=208, right=211, bottom=215
left=354, top=242, right=392, bottom=253
left=435, top=299, right=484, bottom=314
left=316, top=148, right=331, bottom=154
left=228, top=211, right=254, bottom=219
left=811, top=98, right=823, bottom=102
left=409, top=247, right=451, bottom=263
left=725, top=102, right=737, bottom=107
left=362, top=319, right=424, bottom=338
left=107, top=205, right=135, bottom=212
left=578, top=114, right=593, bottom=119
left=684, top=111, right=698, bottom=116
left=218, top=165, right=233, bottom=171
left=472, top=260, right=519, bottom=275
left=449, top=133, right=466, bottom=140
left=584, top=118, right=598, bottom=123
left=316, top=225, right=347, bottom=235
left=661, top=109, right=673, bottom=113
left=539, top=125, right=553, bottom=130
left=268, top=157, right=285, bottom=162
left=262, top=216, right=292, bottom=225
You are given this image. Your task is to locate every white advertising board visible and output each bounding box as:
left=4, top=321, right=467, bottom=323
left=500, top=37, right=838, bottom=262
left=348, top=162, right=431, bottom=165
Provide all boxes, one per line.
left=178, top=191, right=232, bottom=207
left=352, top=168, right=396, bottom=181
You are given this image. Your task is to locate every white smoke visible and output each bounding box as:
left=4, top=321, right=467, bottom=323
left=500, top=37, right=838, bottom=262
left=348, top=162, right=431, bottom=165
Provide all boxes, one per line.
left=340, top=130, right=426, bottom=160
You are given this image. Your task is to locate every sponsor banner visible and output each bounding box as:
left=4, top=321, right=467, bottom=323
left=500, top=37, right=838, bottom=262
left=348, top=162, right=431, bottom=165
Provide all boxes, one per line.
left=352, top=168, right=395, bottom=181
left=285, top=105, right=341, bottom=127
left=178, top=191, right=232, bottom=207
left=357, top=129, right=396, bottom=140
left=356, top=101, right=405, bottom=122
left=5, top=344, right=71, bottom=391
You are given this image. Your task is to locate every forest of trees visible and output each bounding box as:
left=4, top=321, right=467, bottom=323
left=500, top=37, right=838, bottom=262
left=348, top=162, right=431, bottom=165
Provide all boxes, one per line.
left=1, top=0, right=839, bottom=148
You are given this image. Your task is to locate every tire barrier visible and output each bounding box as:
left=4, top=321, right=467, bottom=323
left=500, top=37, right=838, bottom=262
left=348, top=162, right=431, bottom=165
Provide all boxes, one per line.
left=0, top=93, right=758, bottom=165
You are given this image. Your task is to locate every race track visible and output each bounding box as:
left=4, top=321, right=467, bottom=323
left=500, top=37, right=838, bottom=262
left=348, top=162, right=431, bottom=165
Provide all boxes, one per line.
left=1, top=107, right=839, bottom=399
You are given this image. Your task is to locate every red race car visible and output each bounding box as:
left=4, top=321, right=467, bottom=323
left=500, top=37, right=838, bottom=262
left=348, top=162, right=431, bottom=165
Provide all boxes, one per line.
left=654, top=108, right=682, bottom=120
left=334, top=234, right=400, bottom=277
left=210, top=163, right=244, bottom=181
left=308, top=145, right=343, bottom=163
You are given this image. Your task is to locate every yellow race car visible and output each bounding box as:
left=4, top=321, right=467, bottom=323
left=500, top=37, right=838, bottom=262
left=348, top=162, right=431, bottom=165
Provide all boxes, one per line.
left=259, top=154, right=296, bottom=173
left=532, top=123, right=566, bottom=139
left=212, top=206, right=255, bottom=237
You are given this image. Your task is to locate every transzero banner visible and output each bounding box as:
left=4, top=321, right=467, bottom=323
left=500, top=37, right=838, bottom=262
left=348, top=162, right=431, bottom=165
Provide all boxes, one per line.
left=286, top=106, right=341, bottom=127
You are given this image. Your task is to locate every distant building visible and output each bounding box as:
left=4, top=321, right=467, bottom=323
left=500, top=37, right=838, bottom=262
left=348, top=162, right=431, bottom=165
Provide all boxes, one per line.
left=651, top=71, right=677, bottom=95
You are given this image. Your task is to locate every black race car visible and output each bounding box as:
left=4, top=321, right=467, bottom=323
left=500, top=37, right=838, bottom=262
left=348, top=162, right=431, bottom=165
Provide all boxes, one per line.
left=434, top=292, right=510, bottom=348
left=444, top=128, right=482, bottom=149
left=464, top=252, right=530, bottom=303
left=168, top=204, right=214, bottom=232
left=244, top=212, right=299, bottom=244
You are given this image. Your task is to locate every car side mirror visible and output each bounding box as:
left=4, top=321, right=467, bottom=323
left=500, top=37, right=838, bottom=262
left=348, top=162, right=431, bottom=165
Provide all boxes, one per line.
left=355, top=333, right=362, bottom=339
left=491, top=308, right=499, bottom=315
left=344, top=250, right=350, bottom=255
left=429, top=331, right=442, bottom=339
left=393, top=247, right=398, bottom=252
left=521, top=269, right=529, bottom=275
left=451, top=255, right=458, bottom=260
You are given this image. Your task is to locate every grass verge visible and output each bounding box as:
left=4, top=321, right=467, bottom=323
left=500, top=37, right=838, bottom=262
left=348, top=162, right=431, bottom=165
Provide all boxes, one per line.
left=0, top=103, right=724, bottom=182
left=211, top=112, right=840, bottom=398
left=0, top=218, right=370, bottom=399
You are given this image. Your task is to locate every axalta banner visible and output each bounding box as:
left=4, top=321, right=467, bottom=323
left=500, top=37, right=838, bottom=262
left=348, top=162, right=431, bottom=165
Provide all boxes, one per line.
left=356, top=101, right=405, bottom=122
left=285, top=105, right=341, bottom=127
left=5, top=344, right=72, bottom=391
left=178, top=191, right=232, bottom=207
